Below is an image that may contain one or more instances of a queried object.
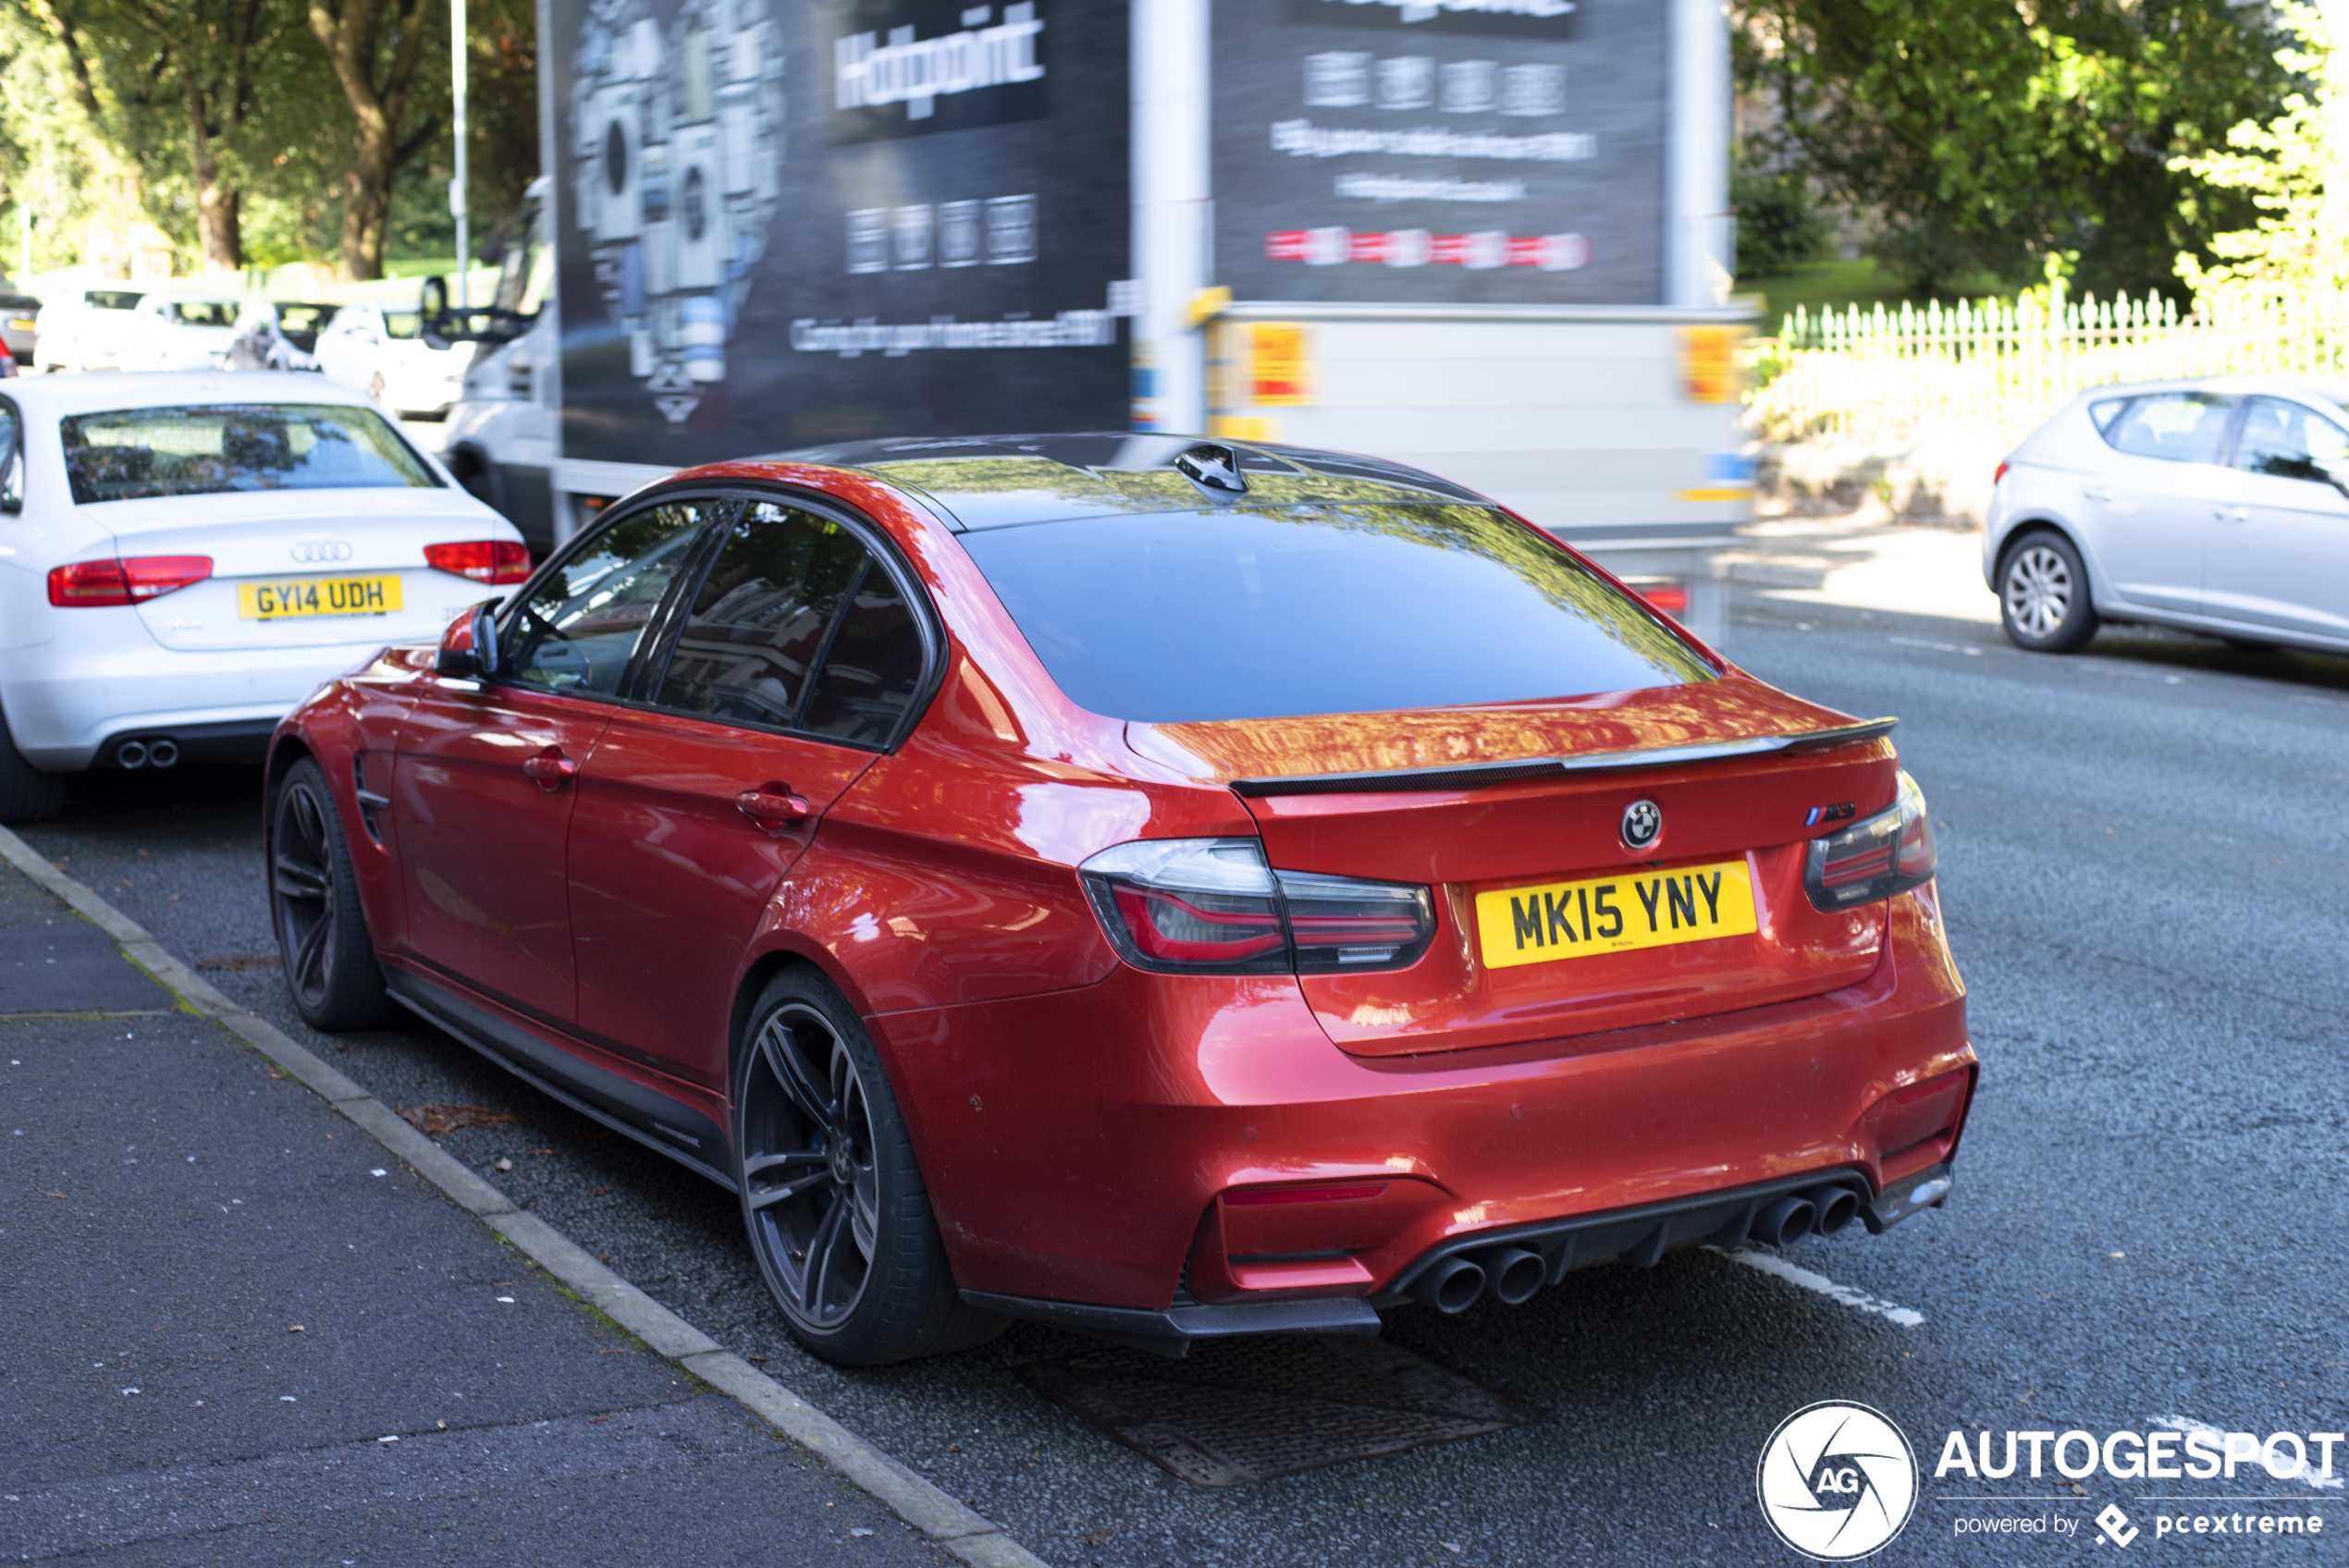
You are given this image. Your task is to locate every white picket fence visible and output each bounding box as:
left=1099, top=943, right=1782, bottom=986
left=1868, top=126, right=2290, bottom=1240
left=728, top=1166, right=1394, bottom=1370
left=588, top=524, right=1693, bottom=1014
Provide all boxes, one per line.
left=1748, top=290, right=2349, bottom=447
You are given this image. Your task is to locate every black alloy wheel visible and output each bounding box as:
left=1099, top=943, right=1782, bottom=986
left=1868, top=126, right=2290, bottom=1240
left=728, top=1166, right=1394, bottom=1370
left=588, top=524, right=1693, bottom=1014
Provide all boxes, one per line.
left=1998, top=530, right=2099, bottom=653
left=735, top=969, right=1005, bottom=1366
left=268, top=757, right=390, bottom=1030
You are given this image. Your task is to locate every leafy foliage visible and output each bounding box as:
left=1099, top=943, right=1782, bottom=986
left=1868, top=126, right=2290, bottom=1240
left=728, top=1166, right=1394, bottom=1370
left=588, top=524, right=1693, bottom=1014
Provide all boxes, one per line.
left=1731, top=164, right=1834, bottom=277
left=1738, top=0, right=2292, bottom=300
left=0, top=0, right=535, bottom=279
left=2173, top=1, right=2348, bottom=300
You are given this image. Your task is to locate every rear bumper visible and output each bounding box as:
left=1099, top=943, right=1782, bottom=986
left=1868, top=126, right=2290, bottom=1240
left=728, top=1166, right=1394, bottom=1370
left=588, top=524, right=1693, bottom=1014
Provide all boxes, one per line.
left=3, top=631, right=397, bottom=770
left=872, top=884, right=1974, bottom=1316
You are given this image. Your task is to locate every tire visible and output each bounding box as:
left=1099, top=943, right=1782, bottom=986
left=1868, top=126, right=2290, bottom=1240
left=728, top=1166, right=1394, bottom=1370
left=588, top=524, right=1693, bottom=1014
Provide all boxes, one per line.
left=267, top=757, right=392, bottom=1030
left=734, top=967, right=1007, bottom=1366
left=1998, top=531, right=2098, bottom=653
left=0, top=704, right=66, bottom=825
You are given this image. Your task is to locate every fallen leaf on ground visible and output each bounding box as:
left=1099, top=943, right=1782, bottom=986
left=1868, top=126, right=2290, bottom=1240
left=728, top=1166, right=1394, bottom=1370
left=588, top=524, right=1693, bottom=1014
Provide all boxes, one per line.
left=492, top=1158, right=513, bottom=1171
left=397, top=1104, right=524, bottom=1137
left=287, top=1325, right=305, bottom=1333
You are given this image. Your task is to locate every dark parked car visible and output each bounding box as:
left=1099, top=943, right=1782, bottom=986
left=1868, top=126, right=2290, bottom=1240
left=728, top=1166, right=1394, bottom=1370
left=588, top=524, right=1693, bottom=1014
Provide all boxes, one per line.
left=0, top=291, right=42, bottom=364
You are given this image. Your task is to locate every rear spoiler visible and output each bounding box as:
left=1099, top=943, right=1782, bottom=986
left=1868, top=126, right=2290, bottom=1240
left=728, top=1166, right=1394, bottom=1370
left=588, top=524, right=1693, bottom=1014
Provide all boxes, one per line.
left=1227, top=718, right=1899, bottom=798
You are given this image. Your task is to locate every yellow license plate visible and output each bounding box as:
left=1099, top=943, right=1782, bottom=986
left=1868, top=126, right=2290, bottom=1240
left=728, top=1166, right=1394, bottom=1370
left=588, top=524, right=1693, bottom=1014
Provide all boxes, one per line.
left=237, top=576, right=403, bottom=619
left=8, top=319, right=33, bottom=331
left=1475, top=859, right=1758, bottom=970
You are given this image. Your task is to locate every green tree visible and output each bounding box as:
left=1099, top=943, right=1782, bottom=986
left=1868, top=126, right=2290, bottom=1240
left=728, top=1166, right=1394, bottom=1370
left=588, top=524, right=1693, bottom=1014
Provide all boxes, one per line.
left=305, top=0, right=442, bottom=279
left=1738, top=0, right=2290, bottom=299
left=2173, top=0, right=2348, bottom=300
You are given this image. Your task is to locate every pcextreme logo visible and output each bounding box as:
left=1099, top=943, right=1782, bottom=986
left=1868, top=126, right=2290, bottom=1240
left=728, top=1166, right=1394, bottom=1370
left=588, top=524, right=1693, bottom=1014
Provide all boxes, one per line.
left=1758, top=1402, right=1920, bottom=1561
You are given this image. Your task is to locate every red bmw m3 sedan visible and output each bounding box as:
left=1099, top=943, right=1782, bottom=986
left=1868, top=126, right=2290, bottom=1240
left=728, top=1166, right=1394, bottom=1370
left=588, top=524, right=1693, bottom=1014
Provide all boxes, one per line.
left=266, top=435, right=1975, bottom=1366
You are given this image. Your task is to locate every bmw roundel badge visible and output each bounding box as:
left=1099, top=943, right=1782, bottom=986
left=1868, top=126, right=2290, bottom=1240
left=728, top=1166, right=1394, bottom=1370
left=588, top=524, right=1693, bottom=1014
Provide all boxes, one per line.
left=1621, top=799, right=1662, bottom=851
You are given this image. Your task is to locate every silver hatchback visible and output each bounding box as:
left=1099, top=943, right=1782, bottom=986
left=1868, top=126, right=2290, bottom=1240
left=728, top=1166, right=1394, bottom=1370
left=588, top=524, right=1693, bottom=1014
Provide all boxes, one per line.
left=1985, top=375, right=2349, bottom=655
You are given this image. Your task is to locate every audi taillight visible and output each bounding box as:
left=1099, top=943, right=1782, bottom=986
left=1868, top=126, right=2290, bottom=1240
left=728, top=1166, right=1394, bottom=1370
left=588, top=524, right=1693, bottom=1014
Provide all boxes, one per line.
left=424, top=540, right=532, bottom=584
left=47, top=556, right=214, bottom=607
left=1803, top=770, right=1937, bottom=910
left=1080, top=839, right=1436, bottom=976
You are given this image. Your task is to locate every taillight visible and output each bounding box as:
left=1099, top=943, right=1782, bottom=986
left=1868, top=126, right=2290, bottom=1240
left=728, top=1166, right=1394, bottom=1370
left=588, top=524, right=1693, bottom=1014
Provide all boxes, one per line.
left=47, top=555, right=214, bottom=607
left=424, top=540, right=532, bottom=584
left=1992, top=460, right=2010, bottom=486
left=1803, top=770, right=1937, bottom=910
left=1080, top=839, right=1435, bottom=976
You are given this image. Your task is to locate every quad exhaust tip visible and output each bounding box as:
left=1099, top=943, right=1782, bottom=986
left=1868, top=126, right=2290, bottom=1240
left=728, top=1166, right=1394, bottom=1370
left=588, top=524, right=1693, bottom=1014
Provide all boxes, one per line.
left=1411, top=1255, right=1486, bottom=1315
left=117, top=741, right=148, bottom=769
left=1407, top=1180, right=1874, bottom=1315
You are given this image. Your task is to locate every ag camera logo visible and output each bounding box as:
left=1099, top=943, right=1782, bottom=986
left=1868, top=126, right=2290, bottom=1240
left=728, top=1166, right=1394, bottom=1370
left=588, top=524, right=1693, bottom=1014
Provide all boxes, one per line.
left=1758, top=1401, right=1919, bottom=1560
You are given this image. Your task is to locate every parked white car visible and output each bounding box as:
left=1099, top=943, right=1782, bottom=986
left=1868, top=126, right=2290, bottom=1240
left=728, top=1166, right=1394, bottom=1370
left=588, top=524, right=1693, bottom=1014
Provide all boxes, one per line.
left=314, top=303, right=470, bottom=415
left=0, top=372, right=530, bottom=821
left=31, top=286, right=148, bottom=373
left=117, top=294, right=246, bottom=372
left=1986, top=374, right=2349, bottom=655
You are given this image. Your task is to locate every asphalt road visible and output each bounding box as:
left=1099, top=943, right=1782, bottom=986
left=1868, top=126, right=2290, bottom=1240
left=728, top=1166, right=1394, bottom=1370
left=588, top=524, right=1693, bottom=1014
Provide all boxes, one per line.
left=14, top=596, right=2348, bottom=1566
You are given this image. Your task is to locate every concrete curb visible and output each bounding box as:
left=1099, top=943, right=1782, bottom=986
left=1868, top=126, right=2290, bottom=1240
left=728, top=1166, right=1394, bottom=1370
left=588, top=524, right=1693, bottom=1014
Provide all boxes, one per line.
left=0, top=823, right=1050, bottom=1568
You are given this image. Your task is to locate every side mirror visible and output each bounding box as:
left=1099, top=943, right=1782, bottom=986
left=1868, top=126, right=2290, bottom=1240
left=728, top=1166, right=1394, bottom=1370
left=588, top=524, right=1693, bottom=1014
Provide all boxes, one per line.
left=418, top=275, right=452, bottom=351
left=435, top=600, right=502, bottom=678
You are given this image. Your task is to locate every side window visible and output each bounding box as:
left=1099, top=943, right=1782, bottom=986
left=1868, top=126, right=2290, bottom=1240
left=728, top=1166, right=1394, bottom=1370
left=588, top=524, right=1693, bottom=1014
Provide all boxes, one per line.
left=2233, top=397, right=2349, bottom=484
left=2104, top=393, right=2233, bottom=464
left=802, top=567, right=928, bottom=742
left=503, top=499, right=721, bottom=696
left=652, top=501, right=869, bottom=729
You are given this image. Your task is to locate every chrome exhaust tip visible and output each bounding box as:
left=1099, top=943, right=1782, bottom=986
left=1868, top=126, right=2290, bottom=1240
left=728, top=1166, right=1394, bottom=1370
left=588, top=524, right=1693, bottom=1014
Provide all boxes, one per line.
left=117, top=740, right=148, bottom=769
left=147, top=738, right=179, bottom=768
left=1482, top=1246, right=1546, bottom=1306
left=1411, top=1256, right=1486, bottom=1315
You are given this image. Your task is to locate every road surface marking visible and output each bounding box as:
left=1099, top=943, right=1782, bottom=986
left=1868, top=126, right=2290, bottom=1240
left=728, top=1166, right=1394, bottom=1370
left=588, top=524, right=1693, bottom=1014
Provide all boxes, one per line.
left=1713, top=1246, right=1926, bottom=1328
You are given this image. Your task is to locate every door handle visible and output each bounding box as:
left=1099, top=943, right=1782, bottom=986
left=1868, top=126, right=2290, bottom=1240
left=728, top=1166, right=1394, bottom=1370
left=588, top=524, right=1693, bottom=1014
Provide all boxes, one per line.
left=2085, top=486, right=2116, bottom=502
left=522, top=749, right=580, bottom=790
left=737, top=784, right=814, bottom=830
left=2214, top=507, right=2250, bottom=523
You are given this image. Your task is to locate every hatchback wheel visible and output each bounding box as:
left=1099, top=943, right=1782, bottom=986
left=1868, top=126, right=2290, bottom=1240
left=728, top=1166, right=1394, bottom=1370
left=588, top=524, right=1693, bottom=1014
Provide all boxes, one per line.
left=268, top=758, right=391, bottom=1029
left=1999, top=532, right=2097, bottom=652
left=735, top=969, right=1006, bottom=1366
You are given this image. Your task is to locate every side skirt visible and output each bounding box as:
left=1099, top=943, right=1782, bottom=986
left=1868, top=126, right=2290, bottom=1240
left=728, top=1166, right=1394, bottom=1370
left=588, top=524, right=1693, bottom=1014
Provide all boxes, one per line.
left=383, top=966, right=736, bottom=1191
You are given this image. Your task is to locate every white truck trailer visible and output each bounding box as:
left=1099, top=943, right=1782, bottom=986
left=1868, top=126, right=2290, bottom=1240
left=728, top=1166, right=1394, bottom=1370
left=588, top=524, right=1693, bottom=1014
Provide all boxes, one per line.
left=437, top=0, right=1749, bottom=638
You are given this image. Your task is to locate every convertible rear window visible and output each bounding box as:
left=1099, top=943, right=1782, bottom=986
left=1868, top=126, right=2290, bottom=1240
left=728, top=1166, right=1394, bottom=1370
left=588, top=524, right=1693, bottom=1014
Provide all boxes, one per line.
left=958, top=504, right=1715, bottom=723
left=60, top=403, right=441, bottom=503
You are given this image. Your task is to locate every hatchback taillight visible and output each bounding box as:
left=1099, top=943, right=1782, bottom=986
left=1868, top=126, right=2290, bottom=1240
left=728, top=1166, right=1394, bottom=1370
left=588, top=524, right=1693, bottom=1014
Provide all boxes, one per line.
left=1080, top=839, right=1436, bottom=976
left=48, top=555, right=214, bottom=607
left=424, top=540, right=532, bottom=584
left=1803, top=770, right=1937, bottom=910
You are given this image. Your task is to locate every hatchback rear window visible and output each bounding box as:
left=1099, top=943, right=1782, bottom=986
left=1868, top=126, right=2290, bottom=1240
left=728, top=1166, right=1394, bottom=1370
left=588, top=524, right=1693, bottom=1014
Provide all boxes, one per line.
left=959, top=505, right=1714, bottom=723
left=60, top=403, right=442, bottom=503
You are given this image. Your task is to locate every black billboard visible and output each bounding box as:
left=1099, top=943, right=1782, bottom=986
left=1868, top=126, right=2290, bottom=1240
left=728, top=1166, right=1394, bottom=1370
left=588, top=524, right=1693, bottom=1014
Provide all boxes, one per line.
left=556, top=0, right=1130, bottom=465
left=1211, top=0, right=1667, bottom=305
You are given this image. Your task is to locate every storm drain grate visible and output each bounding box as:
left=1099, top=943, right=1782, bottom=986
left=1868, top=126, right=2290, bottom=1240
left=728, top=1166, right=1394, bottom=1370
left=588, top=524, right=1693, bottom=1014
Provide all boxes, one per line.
left=1016, top=1334, right=1529, bottom=1487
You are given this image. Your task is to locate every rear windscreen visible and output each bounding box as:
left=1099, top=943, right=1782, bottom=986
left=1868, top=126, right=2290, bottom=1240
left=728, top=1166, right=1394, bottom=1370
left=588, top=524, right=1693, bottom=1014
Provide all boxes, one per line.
left=958, top=505, right=1715, bottom=723
left=61, top=403, right=443, bottom=504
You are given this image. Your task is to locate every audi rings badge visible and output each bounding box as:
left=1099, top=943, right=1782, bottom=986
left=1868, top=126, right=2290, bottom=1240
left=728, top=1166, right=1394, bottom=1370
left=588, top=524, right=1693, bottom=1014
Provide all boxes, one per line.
left=290, top=540, right=353, bottom=564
